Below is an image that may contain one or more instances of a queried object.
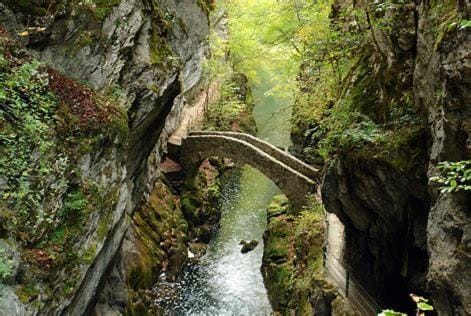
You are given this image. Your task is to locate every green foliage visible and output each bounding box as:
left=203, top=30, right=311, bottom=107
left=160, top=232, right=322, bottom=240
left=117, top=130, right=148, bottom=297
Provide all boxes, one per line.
left=430, top=160, right=471, bottom=193
left=205, top=81, right=247, bottom=130
left=291, top=1, right=363, bottom=125
left=313, top=102, right=387, bottom=158
left=378, top=310, right=406, bottom=316
left=0, top=58, right=64, bottom=240
left=220, top=0, right=304, bottom=97
left=206, top=0, right=329, bottom=134
left=91, top=0, right=121, bottom=20
left=203, top=28, right=256, bottom=133
left=459, top=19, right=471, bottom=30
left=379, top=295, right=434, bottom=315
left=288, top=1, right=375, bottom=163
left=417, top=301, right=434, bottom=311
left=0, top=248, right=14, bottom=280
left=61, top=190, right=88, bottom=219
left=287, top=0, right=430, bottom=166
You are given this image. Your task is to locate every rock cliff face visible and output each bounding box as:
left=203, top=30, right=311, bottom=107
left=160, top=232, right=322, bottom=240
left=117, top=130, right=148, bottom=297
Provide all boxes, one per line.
left=323, top=157, right=430, bottom=310
left=318, top=1, right=470, bottom=314
left=415, top=2, right=470, bottom=314
left=0, top=1, right=210, bottom=314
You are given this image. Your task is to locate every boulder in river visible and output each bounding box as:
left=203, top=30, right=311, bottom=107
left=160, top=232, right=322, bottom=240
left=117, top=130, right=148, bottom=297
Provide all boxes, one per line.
left=239, top=240, right=259, bottom=253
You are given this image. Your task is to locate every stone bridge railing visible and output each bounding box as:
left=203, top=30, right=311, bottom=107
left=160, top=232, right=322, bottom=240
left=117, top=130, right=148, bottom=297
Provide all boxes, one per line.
left=190, top=131, right=319, bottom=179
left=168, top=131, right=319, bottom=209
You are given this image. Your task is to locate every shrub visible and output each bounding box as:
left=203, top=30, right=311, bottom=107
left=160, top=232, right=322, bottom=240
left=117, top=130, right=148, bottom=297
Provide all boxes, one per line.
left=430, top=160, right=471, bottom=193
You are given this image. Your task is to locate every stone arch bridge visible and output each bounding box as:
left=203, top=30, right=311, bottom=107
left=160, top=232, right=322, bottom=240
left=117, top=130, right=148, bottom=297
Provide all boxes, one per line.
left=167, top=131, right=319, bottom=209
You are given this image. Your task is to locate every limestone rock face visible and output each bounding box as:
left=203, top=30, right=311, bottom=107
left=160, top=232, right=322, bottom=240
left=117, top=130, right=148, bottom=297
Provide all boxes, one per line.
left=0, top=0, right=210, bottom=314
left=0, top=286, right=27, bottom=316
left=415, top=2, right=471, bottom=314
left=320, top=1, right=470, bottom=314
left=35, top=0, right=209, bottom=202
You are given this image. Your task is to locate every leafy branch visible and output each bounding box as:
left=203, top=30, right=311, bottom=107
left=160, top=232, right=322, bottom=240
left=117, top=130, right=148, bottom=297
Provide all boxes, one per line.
left=379, top=294, right=434, bottom=316
left=430, top=160, right=471, bottom=193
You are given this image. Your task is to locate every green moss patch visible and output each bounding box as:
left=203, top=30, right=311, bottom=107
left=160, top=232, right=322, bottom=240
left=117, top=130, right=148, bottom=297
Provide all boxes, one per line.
left=92, top=0, right=121, bottom=20
left=262, top=196, right=334, bottom=313
left=126, top=181, right=188, bottom=290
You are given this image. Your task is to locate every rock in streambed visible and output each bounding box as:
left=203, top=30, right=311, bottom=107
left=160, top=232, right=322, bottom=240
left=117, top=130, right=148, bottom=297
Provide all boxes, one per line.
left=239, top=240, right=259, bottom=253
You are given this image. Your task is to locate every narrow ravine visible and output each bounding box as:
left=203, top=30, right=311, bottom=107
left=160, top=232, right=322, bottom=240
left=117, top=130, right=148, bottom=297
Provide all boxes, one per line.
left=153, top=168, right=275, bottom=314
left=1, top=1, right=468, bottom=315
left=153, top=66, right=291, bottom=314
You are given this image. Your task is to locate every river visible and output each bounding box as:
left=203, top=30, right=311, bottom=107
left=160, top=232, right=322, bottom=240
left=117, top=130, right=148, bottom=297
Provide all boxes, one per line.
left=153, top=67, right=291, bottom=315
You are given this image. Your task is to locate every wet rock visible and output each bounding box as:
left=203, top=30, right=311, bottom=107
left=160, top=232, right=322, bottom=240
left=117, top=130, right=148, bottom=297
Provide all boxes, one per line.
left=239, top=240, right=259, bottom=253
left=195, top=225, right=212, bottom=244
left=188, top=242, right=208, bottom=258
left=168, top=243, right=187, bottom=278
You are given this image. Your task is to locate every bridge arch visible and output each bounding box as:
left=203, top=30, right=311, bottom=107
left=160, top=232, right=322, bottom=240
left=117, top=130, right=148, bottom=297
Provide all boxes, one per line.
left=168, top=132, right=319, bottom=210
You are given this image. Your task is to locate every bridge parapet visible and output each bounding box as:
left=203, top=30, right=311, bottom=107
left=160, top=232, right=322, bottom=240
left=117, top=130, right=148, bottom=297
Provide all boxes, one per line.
left=168, top=133, right=316, bottom=210
left=190, top=131, right=320, bottom=179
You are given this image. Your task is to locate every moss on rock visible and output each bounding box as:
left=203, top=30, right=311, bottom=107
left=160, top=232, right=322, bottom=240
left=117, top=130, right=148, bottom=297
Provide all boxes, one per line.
left=180, top=158, right=225, bottom=242
left=125, top=180, right=188, bottom=290
left=262, top=195, right=338, bottom=313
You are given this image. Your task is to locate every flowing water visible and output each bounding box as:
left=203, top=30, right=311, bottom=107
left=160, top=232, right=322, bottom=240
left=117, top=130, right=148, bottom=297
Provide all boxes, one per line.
left=154, top=68, right=291, bottom=315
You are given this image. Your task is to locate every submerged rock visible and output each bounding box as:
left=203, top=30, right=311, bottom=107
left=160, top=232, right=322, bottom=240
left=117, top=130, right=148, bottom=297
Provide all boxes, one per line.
left=239, top=240, right=259, bottom=253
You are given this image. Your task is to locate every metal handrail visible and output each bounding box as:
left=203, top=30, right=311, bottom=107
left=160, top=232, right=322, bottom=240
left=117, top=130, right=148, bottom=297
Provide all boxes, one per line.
left=324, top=248, right=381, bottom=315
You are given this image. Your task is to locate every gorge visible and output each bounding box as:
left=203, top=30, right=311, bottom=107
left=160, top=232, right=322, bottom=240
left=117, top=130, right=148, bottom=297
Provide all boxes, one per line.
left=0, top=1, right=469, bottom=316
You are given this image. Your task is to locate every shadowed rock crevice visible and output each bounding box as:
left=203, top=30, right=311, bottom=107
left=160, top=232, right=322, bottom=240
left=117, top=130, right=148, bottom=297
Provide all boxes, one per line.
left=322, top=157, right=430, bottom=312
left=127, top=77, right=182, bottom=203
